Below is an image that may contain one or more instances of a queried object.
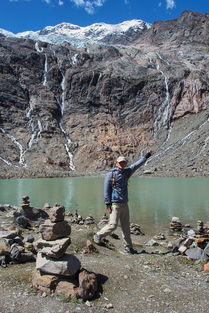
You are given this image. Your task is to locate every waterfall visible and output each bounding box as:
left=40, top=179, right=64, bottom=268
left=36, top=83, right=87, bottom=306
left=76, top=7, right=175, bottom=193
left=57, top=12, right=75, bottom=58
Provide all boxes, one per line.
left=34, top=43, right=48, bottom=87
left=35, top=42, right=43, bottom=53
left=148, top=56, right=172, bottom=142
left=0, top=156, right=15, bottom=167
left=71, top=54, right=79, bottom=66
left=156, top=52, right=170, bottom=66
left=43, top=54, right=48, bottom=87
left=26, top=101, right=42, bottom=148
left=58, top=74, right=75, bottom=171
left=148, top=116, right=209, bottom=163
left=0, top=128, right=27, bottom=168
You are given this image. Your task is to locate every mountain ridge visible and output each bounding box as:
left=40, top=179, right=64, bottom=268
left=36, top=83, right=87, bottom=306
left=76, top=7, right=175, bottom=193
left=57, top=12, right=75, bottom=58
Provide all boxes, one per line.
left=0, top=19, right=151, bottom=47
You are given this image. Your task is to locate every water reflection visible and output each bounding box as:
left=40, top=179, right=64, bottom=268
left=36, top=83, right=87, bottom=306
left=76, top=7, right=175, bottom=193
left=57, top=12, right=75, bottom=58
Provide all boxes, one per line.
left=0, top=176, right=209, bottom=234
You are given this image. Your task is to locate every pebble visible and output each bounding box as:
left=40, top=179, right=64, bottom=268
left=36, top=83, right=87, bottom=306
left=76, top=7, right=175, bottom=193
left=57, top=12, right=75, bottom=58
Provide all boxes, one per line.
left=163, top=288, right=172, bottom=293
left=104, top=303, right=114, bottom=309
left=85, top=300, right=92, bottom=307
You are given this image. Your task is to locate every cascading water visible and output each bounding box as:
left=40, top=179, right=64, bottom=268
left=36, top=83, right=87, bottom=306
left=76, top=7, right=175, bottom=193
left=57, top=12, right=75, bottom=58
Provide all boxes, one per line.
left=71, top=53, right=79, bottom=66
left=58, top=74, right=75, bottom=171
left=26, top=100, right=42, bottom=148
left=35, top=42, right=43, bottom=53
left=148, top=116, right=209, bottom=163
left=43, top=54, right=48, bottom=87
left=0, top=128, right=27, bottom=167
left=148, top=56, right=171, bottom=138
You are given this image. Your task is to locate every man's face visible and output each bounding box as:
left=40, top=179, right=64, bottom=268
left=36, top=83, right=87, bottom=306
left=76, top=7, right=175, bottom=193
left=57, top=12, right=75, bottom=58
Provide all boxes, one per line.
left=116, top=161, right=127, bottom=169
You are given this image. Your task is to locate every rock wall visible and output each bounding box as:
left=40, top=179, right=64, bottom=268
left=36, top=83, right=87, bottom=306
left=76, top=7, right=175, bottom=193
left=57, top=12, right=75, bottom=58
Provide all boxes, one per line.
left=0, top=11, right=209, bottom=178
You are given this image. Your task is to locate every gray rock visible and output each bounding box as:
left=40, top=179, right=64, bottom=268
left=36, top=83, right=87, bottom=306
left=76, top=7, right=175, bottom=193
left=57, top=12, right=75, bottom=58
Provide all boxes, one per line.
left=201, top=243, right=209, bottom=262
left=13, top=236, right=24, bottom=246
left=10, top=244, right=22, bottom=262
left=48, top=206, right=65, bottom=222
left=36, top=252, right=81, bottom=276
left=0, top=230, right=18, bottom=240
left=185, top=247, right=203, bottom=260
left=23, top=234, right=35, bottom=243
left=34, top=237, right=71, bottom=259
left=39, top=220, right=71, bottom=241
left=146, top=239, right=159, bottom=247
left=0, top=238, right=11, bottom=256
left=15, top=215, right=31, bottom=229
left=21, top=206, right=49, bottom=221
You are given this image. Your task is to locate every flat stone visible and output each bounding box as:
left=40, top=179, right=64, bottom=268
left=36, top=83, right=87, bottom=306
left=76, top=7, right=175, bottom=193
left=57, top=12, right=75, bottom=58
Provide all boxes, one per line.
left=48, top=206, right=65, bottom=222
left=178, top=245, right=187, bottom=254
left=184, top=238, right=194, bottom=247
left=39, top=220, right=71, bottom=241
left=36, top=252, right=81, bottom=276
left=55, top=280, right=79, bottom=299
left=32, top=269, right=59, bottom=292
left=146, top=239, right=159, bottom=247
left=34, top=237, right=71, bottom=259
left=185, top=247, right=203, bottom=260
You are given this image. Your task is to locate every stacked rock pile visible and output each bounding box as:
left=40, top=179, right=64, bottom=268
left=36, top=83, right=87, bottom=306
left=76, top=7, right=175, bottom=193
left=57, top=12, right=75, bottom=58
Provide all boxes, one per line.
left=170, top=217, right=183, bottom=231
left=130, top=223, right=145, bottom=235
left=68, top=210, right=95, bottom=225
left=0, top=228, right=36, bottom=267
left=168, top=219, right=209, bottom=265
left=13, top=196, right=48, bottom=229
left=32, top=205, right=98, bottom=300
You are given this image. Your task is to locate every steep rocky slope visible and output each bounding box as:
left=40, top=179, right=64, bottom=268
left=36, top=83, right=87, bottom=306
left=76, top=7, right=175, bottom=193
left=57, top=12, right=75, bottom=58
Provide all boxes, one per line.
left=0, top=11, right=208, bottom=178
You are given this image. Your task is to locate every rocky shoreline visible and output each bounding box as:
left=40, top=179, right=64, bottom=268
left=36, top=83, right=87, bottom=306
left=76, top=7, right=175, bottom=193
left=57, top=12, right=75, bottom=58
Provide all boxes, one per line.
left=1, top=199, right=209, bottom=313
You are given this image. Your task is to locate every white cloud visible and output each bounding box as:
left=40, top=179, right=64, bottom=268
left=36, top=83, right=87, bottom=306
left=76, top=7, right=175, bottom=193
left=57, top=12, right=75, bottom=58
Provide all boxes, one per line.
left=8, top=0, right=106, bottom=13
left=166, top=0, right=175, bottom=9
left=70, top=0, right=106, bottom=14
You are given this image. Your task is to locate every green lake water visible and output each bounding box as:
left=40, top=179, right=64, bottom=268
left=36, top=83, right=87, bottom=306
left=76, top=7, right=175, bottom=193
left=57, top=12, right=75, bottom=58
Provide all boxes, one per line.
left=0, top=177, right=209, bottom=234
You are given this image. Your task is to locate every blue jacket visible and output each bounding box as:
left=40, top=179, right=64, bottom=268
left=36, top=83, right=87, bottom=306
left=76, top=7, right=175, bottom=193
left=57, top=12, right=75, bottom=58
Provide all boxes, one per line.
left=104, top=156, right=148, bottom=204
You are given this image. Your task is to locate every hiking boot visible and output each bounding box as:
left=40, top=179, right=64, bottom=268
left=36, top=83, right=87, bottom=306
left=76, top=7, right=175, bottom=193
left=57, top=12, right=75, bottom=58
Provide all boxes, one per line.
left=124, top=247, right=138, bottom=254
left=93, top=234, right=101, bottom=245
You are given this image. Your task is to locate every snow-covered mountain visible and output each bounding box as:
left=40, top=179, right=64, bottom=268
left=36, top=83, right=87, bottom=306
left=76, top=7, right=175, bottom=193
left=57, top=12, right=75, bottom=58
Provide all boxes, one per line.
left=0, top=20, right=151, bottom=46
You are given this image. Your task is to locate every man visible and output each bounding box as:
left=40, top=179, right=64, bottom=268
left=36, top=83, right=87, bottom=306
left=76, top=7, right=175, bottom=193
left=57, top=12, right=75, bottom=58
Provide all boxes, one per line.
left=94, top=151, right=152, bottom=254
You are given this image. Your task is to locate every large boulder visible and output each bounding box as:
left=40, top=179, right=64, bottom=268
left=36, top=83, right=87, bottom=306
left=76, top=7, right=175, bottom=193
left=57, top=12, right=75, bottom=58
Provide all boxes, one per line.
left=78, top=269, right=98, bottom=300
left=21, top=206, right=49, bottom=221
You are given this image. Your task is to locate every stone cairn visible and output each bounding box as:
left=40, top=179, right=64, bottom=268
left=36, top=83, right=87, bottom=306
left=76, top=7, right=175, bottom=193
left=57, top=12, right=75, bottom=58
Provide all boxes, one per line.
left=170, top=216, right=183, bottom=232
left=32, top=205, right=98, bottom=301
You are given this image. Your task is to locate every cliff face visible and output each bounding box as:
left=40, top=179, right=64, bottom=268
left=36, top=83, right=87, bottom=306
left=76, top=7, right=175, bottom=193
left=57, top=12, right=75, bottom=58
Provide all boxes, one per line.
left=0, top=11, right=209, bottom=178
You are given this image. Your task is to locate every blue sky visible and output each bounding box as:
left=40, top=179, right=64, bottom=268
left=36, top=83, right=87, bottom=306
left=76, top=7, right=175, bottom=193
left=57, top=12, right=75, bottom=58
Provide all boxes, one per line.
left=1, top=0, right=208, bottom=33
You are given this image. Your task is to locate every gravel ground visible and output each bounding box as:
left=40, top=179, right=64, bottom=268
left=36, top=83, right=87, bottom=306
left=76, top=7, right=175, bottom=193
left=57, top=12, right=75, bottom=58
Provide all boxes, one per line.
left=0, top=224, right=209, bottom=313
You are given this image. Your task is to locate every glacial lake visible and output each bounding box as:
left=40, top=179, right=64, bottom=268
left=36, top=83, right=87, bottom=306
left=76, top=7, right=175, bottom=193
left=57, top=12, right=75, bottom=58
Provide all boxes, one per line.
left=0, top=176, right=209, bottom=234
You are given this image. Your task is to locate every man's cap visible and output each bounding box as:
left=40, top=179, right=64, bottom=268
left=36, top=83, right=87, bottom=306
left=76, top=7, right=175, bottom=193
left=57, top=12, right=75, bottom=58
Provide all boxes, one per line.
left=116, top=156, right=127, bottom=163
